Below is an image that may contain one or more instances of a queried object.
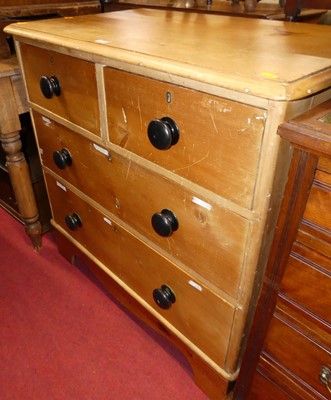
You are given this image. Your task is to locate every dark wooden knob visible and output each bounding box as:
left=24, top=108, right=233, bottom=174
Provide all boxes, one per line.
left=40, top=75, right=61, bottom=99
left=153, top=285, right=176, bottom=309
left=53, top=148, right=72, bottom=169
left=65, top=212, right=82, bottom=231
left=152, top=209, right=178, bottom=237
left=147, top=117, right=179, bottom=150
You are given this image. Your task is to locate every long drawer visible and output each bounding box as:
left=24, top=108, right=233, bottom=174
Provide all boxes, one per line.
left=34, top=111, right=249, bottom=298
left=45, top=172, right=237, bottom=368
left=301, top=161, right=331, bottom=243
left=20, top=43, right=100, bottom=135
left=263, top=314, right=331, bottom=399
left=280, top=242, right=331, bottom=325
left=104, top=67, right=266, bottom=209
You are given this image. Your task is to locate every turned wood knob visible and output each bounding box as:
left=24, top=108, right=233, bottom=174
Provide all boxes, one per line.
left=147, top=117, right=179, bottom=150
left=40, top=75, right=61, bottom=99
left=152, top=209, right=178, bottom=237
left=53, top=148, right=72, bottom=169
left=65, top=212, right=82, bottom=231
left=153, top=285, right=176, bottom=309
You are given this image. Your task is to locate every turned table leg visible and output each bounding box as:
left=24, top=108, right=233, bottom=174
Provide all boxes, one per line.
left=0, top=75, right=42, bottom=250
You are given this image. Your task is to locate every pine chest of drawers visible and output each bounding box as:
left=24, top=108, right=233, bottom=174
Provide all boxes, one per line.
left=6, top=10, right=331, bottom=398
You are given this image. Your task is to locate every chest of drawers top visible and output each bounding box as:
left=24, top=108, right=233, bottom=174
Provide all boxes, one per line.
left=6, top=9, right=331, bottom=101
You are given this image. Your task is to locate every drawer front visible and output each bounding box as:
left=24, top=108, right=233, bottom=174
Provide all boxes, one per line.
left=45, top=172, right=236, bottom=369
left=20, top=43, right=100, bottom=135
left=34, top=111, right=249, bottom=298
left=281, top=243, right=331, bottom=325
left=302, top=168, right=331, bottom=236
left=248, top=371, right=293, bottom=400
left=104, top=68, right=266, bottom=209
left=264, top=315, right=331, bottom=398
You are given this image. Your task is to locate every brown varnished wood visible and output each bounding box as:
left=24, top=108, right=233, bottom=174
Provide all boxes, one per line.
left=280, top=243, right=331, bottom=326
left=234, top=147, right=319, bottom=398
left=235, top=100, right=331, bottom=398
left=104, top=0, right=326, bottom=22
left=297, top=229, right=331, bottom=260
left=301, top=169, right=331, bottom=239
left=276, top=294, right=331, bottom=346
left=1, top=1, right=100, bottom=61
left=20, top=44, right=100, bottom=135
left=105, top=0, right=281, bottom=18
left=318, top=157, right=331, bottom=174
left=284, top=0, right=330, bottom=19
left=33, top=111, right=249, bottom=298
left=0, top=21, right=11, bottom=60
left=255, top=356, right=322, bottom=400
left=105, top=67, right=265, bottom=209
left=0, top=1, right=101, bottom=18
left=278, top=100, right=331, bottom=157
left=247, top=371, right=293, bottom=400
left=263, top=311, right=331, bottom=398
left=0, top=0, right=98, bottom=5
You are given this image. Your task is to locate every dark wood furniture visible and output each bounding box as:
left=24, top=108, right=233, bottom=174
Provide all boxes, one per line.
left=103, top=0, right=279, bottom=18
left=102, top=0, right=326, bottom=21
left=1, top=1, right=101, bottom=58
left=284, top=0, right=330, bottom=19
left=0, top=1, right=101, bottom=17
left=234, top=99, right=331, bottom=399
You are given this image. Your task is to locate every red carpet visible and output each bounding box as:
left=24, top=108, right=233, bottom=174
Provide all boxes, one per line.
left=0, top=207, right=207, bottom=400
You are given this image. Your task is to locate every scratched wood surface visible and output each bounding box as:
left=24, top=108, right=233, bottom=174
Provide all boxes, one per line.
left=5, top=9, right=331, bottom=100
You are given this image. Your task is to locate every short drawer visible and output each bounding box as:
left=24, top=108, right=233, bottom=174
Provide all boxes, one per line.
left=34, top=111, right=249, bottom=298
left=104, top=67, right=266, bottom=209
left=45, top=172, right=237, bottom=369
left=280, top=242, right=331, bottom=325
left=20, top=43, right=100, bottom=135
left=264, top=314, right=331, bottom=398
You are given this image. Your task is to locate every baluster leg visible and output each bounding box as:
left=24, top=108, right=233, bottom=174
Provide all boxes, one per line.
left=0, top=75, right=42, bottom=250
